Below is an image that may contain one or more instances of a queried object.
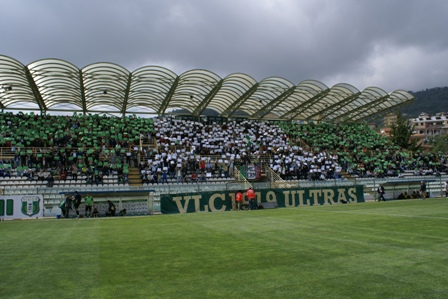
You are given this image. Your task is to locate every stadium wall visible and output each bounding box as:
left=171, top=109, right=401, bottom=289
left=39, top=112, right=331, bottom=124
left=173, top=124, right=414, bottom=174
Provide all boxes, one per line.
left=161, top=185, right=364, bottom=214
left=0, top=195, right=44, bottom=219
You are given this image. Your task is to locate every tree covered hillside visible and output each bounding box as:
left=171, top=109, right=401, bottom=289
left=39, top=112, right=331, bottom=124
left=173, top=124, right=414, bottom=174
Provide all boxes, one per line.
left=402, top=87, right=448, bottom=117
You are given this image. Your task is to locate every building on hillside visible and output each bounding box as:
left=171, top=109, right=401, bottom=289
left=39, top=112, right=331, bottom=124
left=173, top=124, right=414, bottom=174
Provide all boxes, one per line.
left=384, top=113, right=398, bottom=127
left=378, top=113, right=397, bottom=137
left=380, top=113, right=428, bottom=148
left=412, top=112, right=448, bottom=136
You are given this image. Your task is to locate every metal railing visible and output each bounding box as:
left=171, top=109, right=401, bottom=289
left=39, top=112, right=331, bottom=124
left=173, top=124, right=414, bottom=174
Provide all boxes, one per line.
left=264, top=166, right=295, bottom=188
left=351, top=175, right=448, bottom=200
left=232, top=166, right=252, bottom=190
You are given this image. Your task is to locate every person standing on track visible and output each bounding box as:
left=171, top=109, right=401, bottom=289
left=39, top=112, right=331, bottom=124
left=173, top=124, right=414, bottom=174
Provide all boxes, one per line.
left=84, top=192, right=94, bottom=217
left=420, top=181, right=427, bottom=199
left=64, top=193, right=73, bottom=218
left=235, top=190, right=243, bottom=211
left=246, top=187, right=256, bottom=210
left=377, top=184, right=386, bottom=202
left=73, top=191, right=82, bottom=217
left=106, top=200, right=116, bottom=216
left=60, top=197, right=66, bottom=218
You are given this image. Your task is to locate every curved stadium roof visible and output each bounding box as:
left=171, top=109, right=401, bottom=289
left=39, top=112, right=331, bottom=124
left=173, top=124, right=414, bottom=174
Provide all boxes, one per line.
left=0, top=54, right=414, bottom=122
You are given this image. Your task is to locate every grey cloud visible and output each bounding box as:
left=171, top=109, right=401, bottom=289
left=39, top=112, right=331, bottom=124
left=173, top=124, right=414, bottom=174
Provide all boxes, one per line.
left=1, top=0, right=447, bottom=92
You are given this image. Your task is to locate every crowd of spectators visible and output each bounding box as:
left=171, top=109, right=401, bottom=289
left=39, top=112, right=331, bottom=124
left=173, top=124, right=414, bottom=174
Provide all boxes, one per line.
left=0, top=112, right=446, bottom=187
left=0, top=112, right=151, bottom=186
left=279, top=122, right=448, bottom=178
left=0, top=111, right=153, bottom=149
left=139, top=116, right=341, bottom=182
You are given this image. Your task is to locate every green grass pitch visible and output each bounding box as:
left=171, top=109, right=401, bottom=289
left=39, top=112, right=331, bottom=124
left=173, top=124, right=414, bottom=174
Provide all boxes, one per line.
left=1, top=198, right=448, bottom=299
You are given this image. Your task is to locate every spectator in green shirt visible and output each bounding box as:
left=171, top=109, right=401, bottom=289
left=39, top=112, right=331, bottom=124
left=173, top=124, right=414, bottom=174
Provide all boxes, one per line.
left=84, top=192, right=94, bottom=217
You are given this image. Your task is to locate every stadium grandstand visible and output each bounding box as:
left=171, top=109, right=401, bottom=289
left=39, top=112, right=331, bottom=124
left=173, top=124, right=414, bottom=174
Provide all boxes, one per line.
left=1, top=54, right=446, bottom=218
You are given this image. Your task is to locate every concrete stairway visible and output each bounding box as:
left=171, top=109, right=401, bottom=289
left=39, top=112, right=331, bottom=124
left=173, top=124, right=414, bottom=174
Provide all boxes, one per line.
left=127, top=167, right=142, bottom=186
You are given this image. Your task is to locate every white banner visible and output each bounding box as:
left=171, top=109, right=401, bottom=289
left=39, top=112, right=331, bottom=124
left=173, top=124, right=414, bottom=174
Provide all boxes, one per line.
left=246, top=166, right=256, bottom=180
left=0, top=195, right=44, bottom=220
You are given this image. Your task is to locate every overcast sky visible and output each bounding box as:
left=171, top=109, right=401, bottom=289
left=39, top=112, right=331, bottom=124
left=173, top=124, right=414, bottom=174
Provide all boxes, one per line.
left=1, top=0, right=447, bottom=93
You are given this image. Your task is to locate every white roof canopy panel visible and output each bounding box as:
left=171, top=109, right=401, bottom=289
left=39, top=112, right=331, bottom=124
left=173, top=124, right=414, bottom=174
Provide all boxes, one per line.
left=0, top=54, right=415, bottom=121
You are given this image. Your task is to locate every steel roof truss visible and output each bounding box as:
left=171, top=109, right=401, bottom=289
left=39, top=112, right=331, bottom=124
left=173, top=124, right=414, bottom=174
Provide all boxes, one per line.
left=251, top=85, right=296, bottom=119
left=24, top=66, right=47, bottom=112
left=280, top=89, right=330, bottom=120
left=121, top=73, right=133, bottom=116
left=222, top=83, right=259, bottom=118
left=334, top=94, right=389, bottom=123
left=309, top=92, right=361, bottom=121
left=158, top=76, right=179, bottom=115
left=192, top=79, right=224, bottom=116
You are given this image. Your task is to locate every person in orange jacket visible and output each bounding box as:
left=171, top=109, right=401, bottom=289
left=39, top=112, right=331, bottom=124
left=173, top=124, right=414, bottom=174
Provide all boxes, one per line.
left=246, top=187, right=256, bottom=210
left=235, top=190, right=243, bottom=211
